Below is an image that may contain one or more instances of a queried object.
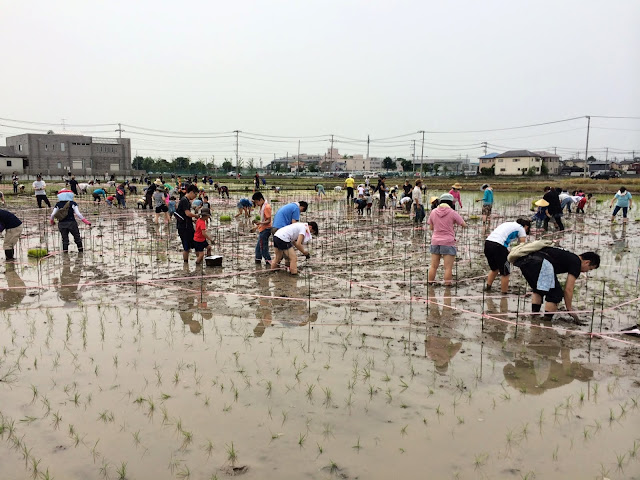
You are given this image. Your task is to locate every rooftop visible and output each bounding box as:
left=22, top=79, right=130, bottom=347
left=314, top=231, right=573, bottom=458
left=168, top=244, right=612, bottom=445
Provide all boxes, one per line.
left=495, top=150, right=540, bottom=158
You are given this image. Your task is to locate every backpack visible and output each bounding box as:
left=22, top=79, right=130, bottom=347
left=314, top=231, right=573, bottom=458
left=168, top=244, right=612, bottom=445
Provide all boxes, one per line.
left=507, top=239, right=554, bottom=264
left=54, top=201, right=72, bottom=221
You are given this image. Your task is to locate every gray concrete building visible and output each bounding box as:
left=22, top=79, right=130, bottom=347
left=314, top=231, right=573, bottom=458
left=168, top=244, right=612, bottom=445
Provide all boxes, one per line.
left=5, top=132, right=131, bottom=177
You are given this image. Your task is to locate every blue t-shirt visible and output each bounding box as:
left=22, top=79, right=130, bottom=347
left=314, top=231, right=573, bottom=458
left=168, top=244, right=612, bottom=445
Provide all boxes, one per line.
left=272, top=202, right=301, bottom=229
left=93, top=189, right=106, bottom=196
left=483, top=189, right=494, bottom=205
left=237, top=198, right=252, bottom=208
left=615, top=191, right=632, bottom=208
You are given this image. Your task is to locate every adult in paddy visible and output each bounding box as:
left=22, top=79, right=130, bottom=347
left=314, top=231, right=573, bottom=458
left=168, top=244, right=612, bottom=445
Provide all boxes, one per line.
left=475, top=183, right=493, bottom=225
left=513, top=247, right=600, bottom=324
left=175, top=185, right=200, bottom=263
left=483, top=218, right=530, bottom=294
left=271, top=200, right=308, bottom=237
left=271, top=221, right=318, bottom=275
left=49, top=189, right=91, bottom=253
left=0, top=209, right=23, bottom=261
left=609, top=186, right=632, bottom=223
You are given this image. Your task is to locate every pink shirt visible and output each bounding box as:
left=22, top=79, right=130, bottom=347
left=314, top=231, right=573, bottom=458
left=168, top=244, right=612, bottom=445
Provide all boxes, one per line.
left=449, top=189, right=462, bottom=208
left=427, top=206, right=464, bottom=246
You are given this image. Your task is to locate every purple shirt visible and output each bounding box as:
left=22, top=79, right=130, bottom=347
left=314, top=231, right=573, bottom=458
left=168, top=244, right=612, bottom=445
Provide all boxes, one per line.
left=427, top=206, right=464, bottom=246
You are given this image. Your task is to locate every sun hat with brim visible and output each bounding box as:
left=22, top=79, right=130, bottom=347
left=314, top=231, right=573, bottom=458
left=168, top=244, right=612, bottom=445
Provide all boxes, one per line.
left=154, top=179, right=162, bottom=186
left=57, top=189, right=74, bottom=201
left=534, top=199, right=549, bottom=207
left=451, top=183, right=463, bottom=189
left=439, top=193, right=454, bottom=203
left=481, top=184, right=489, bottom=190
left=429, top=196, right=438, bottom=204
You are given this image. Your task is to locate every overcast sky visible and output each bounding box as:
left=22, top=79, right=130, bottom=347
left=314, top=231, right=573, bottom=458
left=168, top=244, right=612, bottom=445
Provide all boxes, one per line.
left=1, top=0, right=638, bottom=162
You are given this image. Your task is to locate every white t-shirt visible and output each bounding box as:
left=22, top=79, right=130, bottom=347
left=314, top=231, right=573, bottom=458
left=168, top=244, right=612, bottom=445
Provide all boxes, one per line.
left=274, top=222, right=311, bottom=244
left=412, top=186, right=422, bottom=204
left=357, top=186, right=365, bottom=196
left=33, top=180, right=46, bottom=195
left=486, top=222, right=527, bottom=248
left=400, top=196, right=412, bottom=205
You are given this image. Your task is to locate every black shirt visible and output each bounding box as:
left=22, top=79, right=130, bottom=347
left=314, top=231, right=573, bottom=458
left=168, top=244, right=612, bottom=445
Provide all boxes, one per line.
left=540, top=247, right=581, bottom=278
left=543, top=190, right=561, bottom=215
left=0, top=209, right=22, bottom=230
left=69, top=179, right=78, bottom=193
left=403, top=184, right=413, bottom=196
left=176, top=196, right=193, bottom=231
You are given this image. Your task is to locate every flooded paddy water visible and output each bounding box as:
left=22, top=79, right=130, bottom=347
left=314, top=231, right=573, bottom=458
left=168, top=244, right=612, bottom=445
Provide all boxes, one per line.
left=1, top=185, right=639, bottom=479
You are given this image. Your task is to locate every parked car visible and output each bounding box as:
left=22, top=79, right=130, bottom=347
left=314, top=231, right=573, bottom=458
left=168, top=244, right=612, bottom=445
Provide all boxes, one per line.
left=591, top=171, right=620, bottom=180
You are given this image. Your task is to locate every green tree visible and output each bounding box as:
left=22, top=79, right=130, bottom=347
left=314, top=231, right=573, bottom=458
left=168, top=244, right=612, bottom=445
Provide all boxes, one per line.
left=132, top=156, right=145, bottom=170
left=587, top=155, right=597, bottom=162
left=191, top=161, right=206, bottom=174
left=399, top=158, right=412, bottom=172
left=174, top=156, right=190, bottom=172
left=480, top=166, right=495, bottom=176
left=155, top=159, right=171, bottom=173
left=526, top=166, right=536, bottom=176
left=433, top=164, right=441, bottom=175
left=540, top=162, right=549, bottom=175
left=383, top=157, right=396, bottom=171
left=247, top=158, right=255, bottom=172
left=222, top=160, right=233, bottom=172
left=309, top=164, right=319, bottom=172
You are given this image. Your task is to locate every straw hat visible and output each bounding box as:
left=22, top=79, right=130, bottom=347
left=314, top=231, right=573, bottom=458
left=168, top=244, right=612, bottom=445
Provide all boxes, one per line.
left=451, top=183, right=463, bottom=189
left=154, top=179, right=163, bottom=186
left=534, top=199, right=549, bottom=207
left=429, top=196, right=438, bottom=204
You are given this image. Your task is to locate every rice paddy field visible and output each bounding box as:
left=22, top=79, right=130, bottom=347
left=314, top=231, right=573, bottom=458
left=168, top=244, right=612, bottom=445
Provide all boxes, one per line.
left=0, top=182, right=639, bottom=480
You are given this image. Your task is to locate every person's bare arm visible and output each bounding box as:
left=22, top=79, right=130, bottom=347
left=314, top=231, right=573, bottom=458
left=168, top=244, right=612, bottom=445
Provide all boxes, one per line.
left=293, top=234, right=308, bottom=255
left=563, top=274, right=578, bottom=319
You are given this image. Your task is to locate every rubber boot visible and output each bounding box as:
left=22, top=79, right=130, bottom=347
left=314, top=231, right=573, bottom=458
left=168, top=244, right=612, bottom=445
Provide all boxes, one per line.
left=5, top=249, right=14, bottom=261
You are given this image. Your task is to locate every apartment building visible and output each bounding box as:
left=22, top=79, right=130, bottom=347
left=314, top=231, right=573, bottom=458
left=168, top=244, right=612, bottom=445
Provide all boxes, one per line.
left=5, top=132, right=132, bottom=176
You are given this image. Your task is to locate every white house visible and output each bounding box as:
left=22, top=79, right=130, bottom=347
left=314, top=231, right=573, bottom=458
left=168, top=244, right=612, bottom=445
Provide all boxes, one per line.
left=0, top=147, right=26, bottom=174
left=494, top=150, right=543, bottom=176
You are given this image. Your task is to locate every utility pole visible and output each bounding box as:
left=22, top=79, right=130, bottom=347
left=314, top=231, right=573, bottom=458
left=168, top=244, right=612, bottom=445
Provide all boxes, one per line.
left=115, top=123, right=125, bottom=139
left=605, top=147, right=609, bottom=163
left=412, top=140, right=416, bottom=166
left=418, top=130, right=425, bottom=174
left=482, top=141, right=487, bottom=156
left=553, top=147, right=557, bottom=155
left=296, top=139, right=300, bottom=178
left=61, top=119, right=66, bottom=131
left=234, top=130, right=240, bottom=177
left=330, top=134, right=334, bottom=159
left=583, top=116, right=590, bottom=178
left=366, top=135, right=370, bottom=160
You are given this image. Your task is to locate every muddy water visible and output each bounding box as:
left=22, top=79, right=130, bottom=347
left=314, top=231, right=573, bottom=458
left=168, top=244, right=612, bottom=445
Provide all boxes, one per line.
left=0, top=189, right=639, bottom=479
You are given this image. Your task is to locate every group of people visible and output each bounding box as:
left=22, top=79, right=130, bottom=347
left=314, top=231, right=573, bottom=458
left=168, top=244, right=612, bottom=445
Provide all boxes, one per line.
left=176, top=188, right=318, bottom=274
left=1, top=176, right=636, bottom=330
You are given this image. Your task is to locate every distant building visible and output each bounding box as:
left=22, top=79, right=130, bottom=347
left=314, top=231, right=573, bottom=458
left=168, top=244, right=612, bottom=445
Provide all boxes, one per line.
left=5, top=132, right=132, bottom=176
left=478, top=153, right=499, bottom=172
left=532, top=151, right=561, bottom=175
left=0, top=147, right=27, bottom=174
left=494, top=150, right=542, bottom=176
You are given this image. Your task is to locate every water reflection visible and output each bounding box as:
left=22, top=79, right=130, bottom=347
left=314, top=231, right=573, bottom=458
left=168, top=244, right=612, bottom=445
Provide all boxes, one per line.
left=178, top=293, right=203, bottom=334
left=610, top=223, right=628, bottom=262
left=55, top=256, right=83, bottom=306
left=425, top=287, right=462, bottom=373
left=484, top=295, right=510, bottom=343
left=0, top=262, right=26, bottom=309
left=254, top=274, right=317, bottom=337
left=503, top=324, right=593, bottom=394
